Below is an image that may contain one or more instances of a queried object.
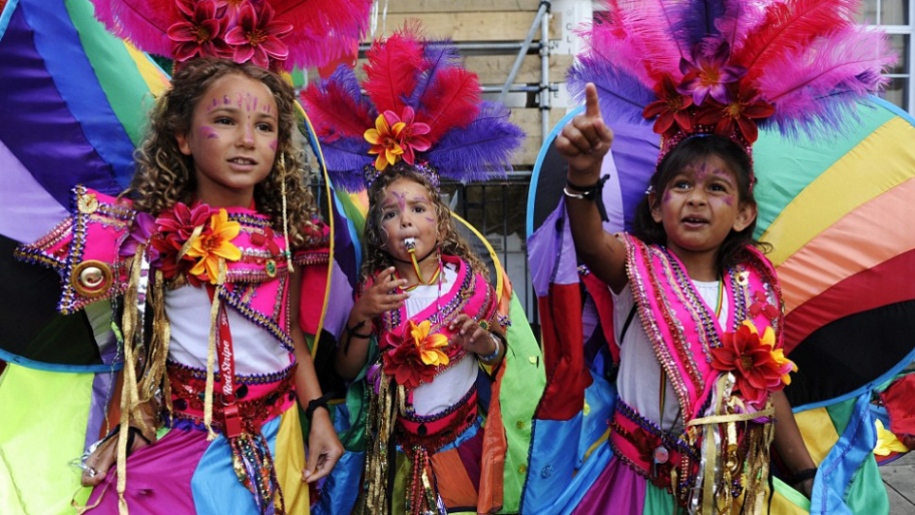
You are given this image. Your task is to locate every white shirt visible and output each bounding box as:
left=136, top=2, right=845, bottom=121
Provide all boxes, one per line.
left=403, top=264, right=478, bottom=416
left=613, top=279, right=728, bottom=432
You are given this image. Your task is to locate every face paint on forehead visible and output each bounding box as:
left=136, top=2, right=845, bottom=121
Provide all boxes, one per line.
left=385, top=189, right=408, bottom=210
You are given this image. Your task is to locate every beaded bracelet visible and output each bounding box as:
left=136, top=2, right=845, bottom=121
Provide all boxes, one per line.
left=479, top=332, right=505, bottom=363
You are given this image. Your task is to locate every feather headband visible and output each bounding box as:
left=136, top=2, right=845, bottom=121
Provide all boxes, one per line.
left=90, top=0, right=373, bottom=71
left=570, top=0, right=896, bottom=164
left=300, top=23, right=525, bottom=192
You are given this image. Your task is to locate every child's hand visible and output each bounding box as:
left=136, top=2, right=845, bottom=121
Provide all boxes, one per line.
left=448, top=314, right=498, bottom=357
left=556, top=82, right=614, bottom=181
left=302, top=408, right=344, bottom=483
left=79, top=429, right=151, bottom=487
left=356, top=267, right=410, bottom=318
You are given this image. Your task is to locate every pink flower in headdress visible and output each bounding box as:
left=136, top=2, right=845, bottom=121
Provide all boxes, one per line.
left=167, top=0, right=231, bottom=62
left=643, top=74, right=694, bottom=136
left=392, top=107, right=431, bottom=166
left=696, top=82, right=775, bottom=144
left=677, top=42, right=746, bottom=106
left=364, top=112, right=405, bottom=170
left=224, top=2, right=292, bottom=69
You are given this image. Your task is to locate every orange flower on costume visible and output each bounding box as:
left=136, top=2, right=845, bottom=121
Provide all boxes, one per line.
left=711, top=320, right=796, bottom=407
left=410, top=320, right=449, bottom=367
left=364, top=112, right=405, bottom=170
left=186, top=208, right=242, bottom=283
left=383, top=320, right=449, bottom=388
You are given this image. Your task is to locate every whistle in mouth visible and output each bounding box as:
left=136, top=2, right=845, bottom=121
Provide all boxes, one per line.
left=404, top=237, right=416, bottom=252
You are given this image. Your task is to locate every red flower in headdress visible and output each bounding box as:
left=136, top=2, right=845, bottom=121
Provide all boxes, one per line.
left=224, top=2, right=292, bottom=69
left=696, top=82, right=775, bottom=144
left=167, top=0, right=230, bottom=62
left=643, top=74, right=693, bottom=136
left=677, top=42, right=746, bottom=106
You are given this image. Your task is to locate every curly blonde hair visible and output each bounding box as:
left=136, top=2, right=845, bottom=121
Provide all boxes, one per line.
left=126, top=57, right=317, bottom=249
left=361, top=167, right=486, bottom=279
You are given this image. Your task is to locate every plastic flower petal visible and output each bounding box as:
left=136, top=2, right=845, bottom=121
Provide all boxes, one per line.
left=696, top=82, right=775, bottom=144
left=409, top=320, right=449, bottom=367
left=712, top=320, right=791, bottom=407
left=167, top=0, right=230, bottom=62
left=365, top=113, right=405, bottom=170
left=874, top=419, right=909, bottom=456
left=395, top=107, right=432, bottom=165
left=224, top=2, right=292, bottom=69
left=186, top=208, right=242, bottom=283
left=643, top=74, right=694, bottom=136
left=677, top=42, right=746, bottom=106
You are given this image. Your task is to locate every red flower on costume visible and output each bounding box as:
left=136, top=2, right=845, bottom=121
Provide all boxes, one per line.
left=711, top=320, right=796, bottom=407
left=167, top=0, right=230, bottom=62
left=696, top=82, right=775, bottom=144
left=224, top=2, right=292, bottom=69
left=382, top=320, right=449, bottom=389
left=643, top=75, right=694, bottom=136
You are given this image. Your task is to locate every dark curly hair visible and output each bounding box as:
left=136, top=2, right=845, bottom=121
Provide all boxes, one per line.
left=361, top=167, right=486, bottom=279
left=125, top=57, right=317, bottom=249
left=631, top=134, right=770, bottom=272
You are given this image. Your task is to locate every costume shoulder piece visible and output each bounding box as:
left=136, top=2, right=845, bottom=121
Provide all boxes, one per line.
left=15, top=186, right=134, bottom=314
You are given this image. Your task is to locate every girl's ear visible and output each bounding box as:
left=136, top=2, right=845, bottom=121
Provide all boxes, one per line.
left=649, top=190, right=662, bottom=223
left=176, top=133, right=192, bottom=156
left=733, top=201, right=758, bottom=232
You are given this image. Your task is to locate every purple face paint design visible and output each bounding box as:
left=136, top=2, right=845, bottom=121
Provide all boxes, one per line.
left=223, top=95, right=230, bottom=105
left=269, top=140, right=277, bottom=151
left=200, top=126, right=219, bottom=139
left=391, top=190, right=408, bottom=210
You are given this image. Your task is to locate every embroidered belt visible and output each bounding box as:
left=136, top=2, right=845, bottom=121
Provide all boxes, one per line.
left=609, top=401, right=697, bottom=491
left=167, top=363, right=297, bottom=434
left=396, top=385, right=479, bottom=454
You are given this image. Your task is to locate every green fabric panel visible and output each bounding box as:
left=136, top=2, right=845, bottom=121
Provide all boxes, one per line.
left=643, top=481, right=678, bottom=514
left=752, top=103, right=895, bottom=237
left=0, top=364, right=93, bottom=515
left=826, top=396, right=857, bottom=437
left=66, top=0, right=153, bottom=146
left=844, top=455, right=889, bottom=515
left=498, top=295, right=546, bottom=513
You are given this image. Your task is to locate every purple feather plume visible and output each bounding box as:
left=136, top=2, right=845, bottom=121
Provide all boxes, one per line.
left=426, top=102, right=524, bottom=182
left=569, top=59, right=656, bottom=124
left=321, top=138, right=374, bottom=192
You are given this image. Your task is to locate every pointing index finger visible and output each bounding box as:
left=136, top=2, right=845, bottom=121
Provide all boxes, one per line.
left=584, top=83, right=602, bottom=119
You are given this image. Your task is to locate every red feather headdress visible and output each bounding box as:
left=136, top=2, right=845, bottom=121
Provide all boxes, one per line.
left=571, top=0, right=896, bottom=163
left=90, top=0, right=373, bottom=71
left=301, top=23, right=525, bottom=191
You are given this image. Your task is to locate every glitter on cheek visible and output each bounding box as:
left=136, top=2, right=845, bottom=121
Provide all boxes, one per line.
left=200, top=126, right=219, bottom=139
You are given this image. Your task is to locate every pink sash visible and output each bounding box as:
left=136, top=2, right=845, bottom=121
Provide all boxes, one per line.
left=622, top=234, right=784, bottom=423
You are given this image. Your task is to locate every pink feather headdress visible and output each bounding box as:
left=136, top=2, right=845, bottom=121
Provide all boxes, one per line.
left=571, top=0, right=896, bottom=162
left=90, top=0, right=373, bottom=71
left=300, top=23, right=525, bottom=192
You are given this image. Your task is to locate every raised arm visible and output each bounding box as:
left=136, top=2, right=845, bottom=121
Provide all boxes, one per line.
left=555, top=83, right=628, bottom=292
